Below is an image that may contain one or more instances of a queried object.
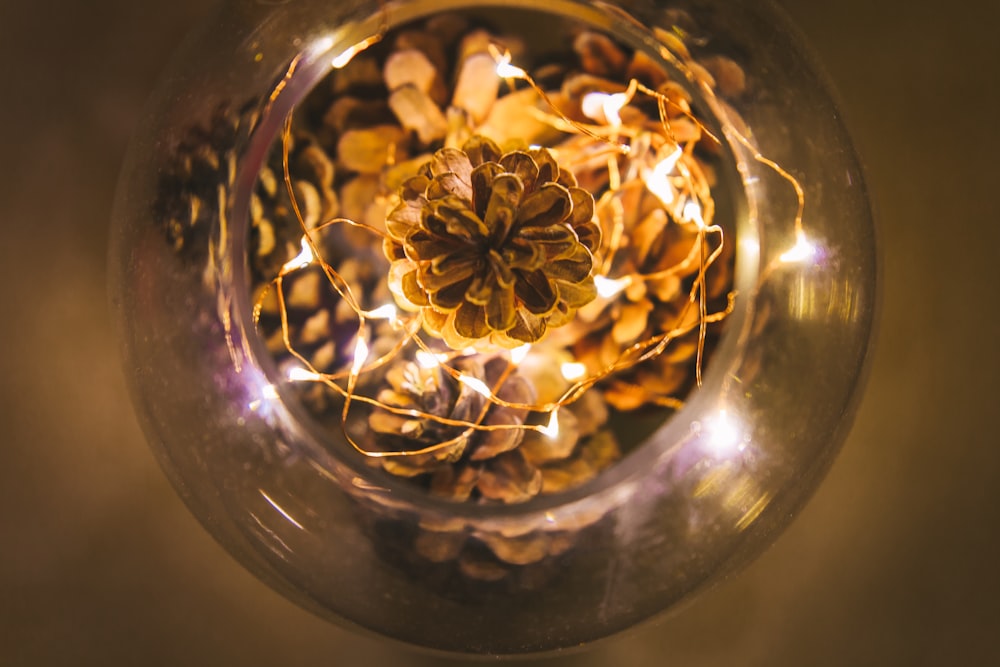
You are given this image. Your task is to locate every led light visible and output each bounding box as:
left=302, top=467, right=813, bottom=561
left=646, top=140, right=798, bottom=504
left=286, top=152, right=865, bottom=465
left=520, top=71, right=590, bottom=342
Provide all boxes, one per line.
left=415, top=350, right=440, bottom=369
left=311, top=36, right=335, bottom=56
left=496, top=60, right=526, bottom=79
left=701, top=409, right=748, bottom=458
left=581, top=91, right=628, bottom=127
left=560, top=362, right=587, bottom=381
left=282, top=237, right=315, bottom=272
left=682, top=198, right=706, bottom=228
left=780, top=232, right=817, bottom=264
left=594, top=274, right=632, bottom=299
left=351, top=337, right=369, bottom=374
left=458, top=374, right=493, bottom=398
left=509, top=344, right=531, bottom=365
left=538, top=410, right=560, bottom=438
left=287, top=367, right=322, bottom=382
left=644, top=145, right=683, bottom=207
left=366, top=304, right=398, bottom=321
left=491, top=46, right=527, bottom=79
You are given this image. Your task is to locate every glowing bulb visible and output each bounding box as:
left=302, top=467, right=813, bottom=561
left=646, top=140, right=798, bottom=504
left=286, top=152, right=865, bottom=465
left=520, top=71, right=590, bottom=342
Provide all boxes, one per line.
left=740, top=236, right=761, bottom=260
left=701, top=409, right=748, bottom=458
left=351, top=336, right=369, bottom=374
left=490, top=46, right=527, bottom=79
left=331, top=40, right=367, bottom=69
left=250, top=382, right=280, bottom=412
left=644, top=146, right=683, bottom=207
left=581, top=91, right=628, bottom=127
left=415, top=350, right=440, bottom=369
left=282, top=237, right=315, bottom=272
left=594, top=274, right=632, bottom=299
left=287, top=366, right=322, bottom=382
left=311, top=36, right=335, bottom=57
left=496, top=60, right=526, bottom=79
left=458, top=374, right=493, bottom=398
left=366, top=304, right=398, bottom=321
left=780, top=232, right=817, bottom=264
left=682, top=198, right=706, bottom=228
left=538, top=410, right=560, bottom=439
left=510, top=344, right=531, bottom=365
left=560, top=362, right=587, bottom=381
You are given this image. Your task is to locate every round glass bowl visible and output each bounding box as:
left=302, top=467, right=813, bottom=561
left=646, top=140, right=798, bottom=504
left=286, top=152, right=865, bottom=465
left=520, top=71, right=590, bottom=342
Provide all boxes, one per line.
left=110, top=0, right=876, bottom=655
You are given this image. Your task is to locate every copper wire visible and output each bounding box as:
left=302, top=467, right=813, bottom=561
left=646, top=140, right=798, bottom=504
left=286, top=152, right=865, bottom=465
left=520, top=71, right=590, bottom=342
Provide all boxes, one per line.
left=250, top=42, right=779, bottom=461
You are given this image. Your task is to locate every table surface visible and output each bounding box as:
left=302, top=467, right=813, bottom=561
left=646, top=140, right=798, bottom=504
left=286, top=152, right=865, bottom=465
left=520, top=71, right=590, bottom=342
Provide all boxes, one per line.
left=1, top=0, right=998, bottom=664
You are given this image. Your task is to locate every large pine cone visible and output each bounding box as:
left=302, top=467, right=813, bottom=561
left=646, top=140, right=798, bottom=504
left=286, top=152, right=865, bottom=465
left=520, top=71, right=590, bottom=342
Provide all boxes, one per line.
left=383, top=136, right=601, bottom=349
left=368, top=354, right=544, bottom=504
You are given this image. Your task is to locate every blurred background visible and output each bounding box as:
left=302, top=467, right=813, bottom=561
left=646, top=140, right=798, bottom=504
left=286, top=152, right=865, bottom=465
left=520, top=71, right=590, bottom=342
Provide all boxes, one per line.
left=2, top=0, right=998, bottom=664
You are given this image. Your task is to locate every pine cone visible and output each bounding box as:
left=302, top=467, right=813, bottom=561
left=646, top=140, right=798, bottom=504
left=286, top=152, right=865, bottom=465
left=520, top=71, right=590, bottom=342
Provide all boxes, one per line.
left=368, top=354, right=544, bottom=504
left=384, top=136, right=601, bottom=349
left=156, top=101, right=341, bottom=286
left=557, top=186, right=732, bottom=411
left=250, top=133, right=340, bottom=283
left=156, top=103, right=250, bottom=264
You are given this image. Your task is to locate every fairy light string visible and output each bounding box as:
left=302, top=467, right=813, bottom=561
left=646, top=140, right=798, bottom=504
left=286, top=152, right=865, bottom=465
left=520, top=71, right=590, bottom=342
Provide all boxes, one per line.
left=252, top=36, right=800, bottom=461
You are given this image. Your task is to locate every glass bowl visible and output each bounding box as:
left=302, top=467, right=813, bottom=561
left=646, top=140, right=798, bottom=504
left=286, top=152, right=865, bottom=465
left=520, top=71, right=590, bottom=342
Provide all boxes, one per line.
left=110, top=0, right=876, bottom=655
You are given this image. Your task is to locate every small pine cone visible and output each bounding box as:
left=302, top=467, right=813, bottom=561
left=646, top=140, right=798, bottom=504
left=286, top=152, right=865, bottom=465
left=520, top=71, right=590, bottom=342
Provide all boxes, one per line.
left=155, top=103, right=253, bottom=262
left=251, top=133, right=340, bottom=284
left=384, top=135, right=601, bottom=349
left=517, top=382, right=622, bottom=494
left=368, top=354, right=544, bottom=504
left=253, top=257, right=395, bottom=417
left=154, top=99, right=341, bottom=289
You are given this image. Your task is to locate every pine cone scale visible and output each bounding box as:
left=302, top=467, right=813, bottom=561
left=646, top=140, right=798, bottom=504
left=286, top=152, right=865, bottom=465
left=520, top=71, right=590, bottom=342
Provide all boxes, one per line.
left=514, top=183, right=572, bottom=228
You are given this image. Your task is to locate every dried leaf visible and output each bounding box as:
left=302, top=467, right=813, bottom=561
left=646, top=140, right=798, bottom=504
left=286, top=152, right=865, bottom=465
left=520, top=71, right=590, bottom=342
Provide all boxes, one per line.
left=389, top=84, right=449, bottom=145
left=337, top=125, right=405, bottom=174
left=384, top=48, right=438, bottom=93
left=452, top=52, right=500, bottom=123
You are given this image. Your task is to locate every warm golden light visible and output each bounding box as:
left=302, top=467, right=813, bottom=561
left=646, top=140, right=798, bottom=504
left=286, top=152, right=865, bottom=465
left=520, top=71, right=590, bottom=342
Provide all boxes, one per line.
left=366, top=304, right=399, bottom=321
left=702, top=409, right=748, bottom=458
left=490, top=45, right=527, bottom=79
left=282, top=237, right=315, bottom=272
left=538, top=410, right=560, bottom=439
left=415, top=350, right=440, bottom=369
left=643, top=145, right=683, bottom=206
left=458, top=374, right=493, bottom=398
left=510, top=344, right=531, bottom=365
left=780, top=231, right=817, bottom=264
left=682, top=198, right=706, bottom=228
left=581, top=91, right=628, bottom=127
left=287, top=366, right=323, bottom=382
left=594, top=274, right=632, bottom=299
left=352, top=336, right=369, bottom=374
left=560, top=362, right=587, bottom=381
